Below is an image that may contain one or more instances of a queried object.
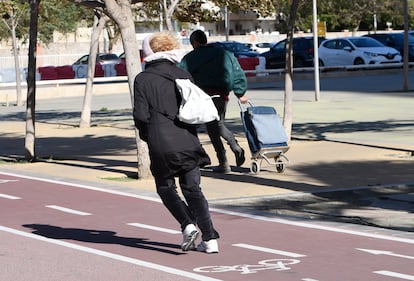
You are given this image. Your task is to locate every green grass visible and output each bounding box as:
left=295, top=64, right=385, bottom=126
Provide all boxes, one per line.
left=101, top=176, right=136, bottom=182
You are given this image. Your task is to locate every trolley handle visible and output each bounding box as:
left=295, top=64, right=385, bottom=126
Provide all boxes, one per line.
left=237, top=99, right=254, bottom=112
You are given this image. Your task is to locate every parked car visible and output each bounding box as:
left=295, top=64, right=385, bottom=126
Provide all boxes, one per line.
left=252, top=42, right=274, bottom=53
left=259, top=36, right=325, bottom=69
left=72, top=53, right=120, bottom=65
left=318, top=37, right=401, bottom=66
left=209, top=41, right=259, bottom=57
left=243, top=42, right=273, bottom=53
left=119, top=52, right=126, bottom=61
left=119, top=50, right=144, bottom=63
left=363, top=32, right=414, bottom=61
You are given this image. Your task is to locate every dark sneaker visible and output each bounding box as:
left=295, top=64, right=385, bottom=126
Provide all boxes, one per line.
left=212, top=162, right=231, bottom=173
left=235, top=148, right=245, bottom=167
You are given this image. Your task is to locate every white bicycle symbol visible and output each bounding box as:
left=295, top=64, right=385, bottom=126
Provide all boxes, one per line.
left=194, top=258, right=300, bottom=275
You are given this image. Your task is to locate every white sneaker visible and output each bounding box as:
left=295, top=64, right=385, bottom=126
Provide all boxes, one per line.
left=181, top=224, right=199, bottom=251
left=197, top=239, right=219, bottom=254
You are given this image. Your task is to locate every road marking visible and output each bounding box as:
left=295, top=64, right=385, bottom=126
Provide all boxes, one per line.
left=0, top=193, right=21, bottom=200
left=127, top=223, right=181, bottom=234
left=0, top=179, right=19, bottom=184
left=0, top=171, right=162, bottom=203
left=233, top=243, right=306, bottom=258
left=194, top=258, right=300, bottom=274
left=1, top=171, right=414, bottom=245
left=211, top=208, right=414, bottom=245
left=0, top=225, right=222, bottom=281
left=374, top=270, right=414, bottom=280
left=357, top=248, right=414, bottom=260
left=45, top=205, right=92, bottom=216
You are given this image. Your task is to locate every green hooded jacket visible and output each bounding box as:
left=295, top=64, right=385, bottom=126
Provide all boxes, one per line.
left=178, top=44, right=247, bottom=97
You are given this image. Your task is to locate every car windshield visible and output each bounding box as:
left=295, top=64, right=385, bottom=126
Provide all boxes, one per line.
left=100, top=54, right=119, bottom=60
left=223, top=42, right=251, bottom=52
left=397, top=33, right=414, bottom=44
left=349, top=38, right=383, bottom=48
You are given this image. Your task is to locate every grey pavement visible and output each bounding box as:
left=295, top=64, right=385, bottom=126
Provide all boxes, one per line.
left=1, top=68, right=413, bottom=238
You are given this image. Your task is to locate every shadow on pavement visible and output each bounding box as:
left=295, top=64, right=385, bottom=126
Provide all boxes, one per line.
left=222, top=185, right=414, bottom=233
left=293, top=120, right=414, bottom=142
left=22, top=224, right=184, bottom=255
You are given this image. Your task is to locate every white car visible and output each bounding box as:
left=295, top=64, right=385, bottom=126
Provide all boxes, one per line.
left=318, top=37, right=402, bottom=66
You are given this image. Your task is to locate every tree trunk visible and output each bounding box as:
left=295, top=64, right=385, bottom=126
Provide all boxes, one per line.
left=283, top=0, right=301, bottom=141
left=79, top=11, right=107, bottom=128
left=104, top=0, right=151, bottom=179
left=11, top=16, right=23, bottom=106
left=25, top=0, right=40, bottom=161
left=163, top=0, right=179, bottom=31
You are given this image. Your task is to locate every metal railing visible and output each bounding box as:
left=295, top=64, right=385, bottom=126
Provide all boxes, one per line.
left=1, top=62, right=408, bottom=89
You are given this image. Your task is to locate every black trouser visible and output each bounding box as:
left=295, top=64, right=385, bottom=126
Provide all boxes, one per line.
left=206, top=96, right=241, bottom=164
left=155, top=167, right=219, bottom=241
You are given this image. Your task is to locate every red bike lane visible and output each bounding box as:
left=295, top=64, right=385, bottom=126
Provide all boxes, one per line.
left=1, top=171, right=414, bottom=281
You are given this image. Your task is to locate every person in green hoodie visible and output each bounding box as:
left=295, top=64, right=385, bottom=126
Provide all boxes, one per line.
left=179, top=30, right=248, bottom=173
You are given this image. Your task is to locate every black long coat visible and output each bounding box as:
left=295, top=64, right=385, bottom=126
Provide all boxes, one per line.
left=133, top=59, right=210, bottom=179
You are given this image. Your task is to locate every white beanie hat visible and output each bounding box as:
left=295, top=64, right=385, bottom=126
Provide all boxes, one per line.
left=141, top=35, right=154, bottom=58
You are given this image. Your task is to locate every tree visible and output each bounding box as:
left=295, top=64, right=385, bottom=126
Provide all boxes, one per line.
left=10, top=0, right=90, bottom=161
left=75, top=0, right=151, bottom=179
left=162, top=0, right=179, bottom=31
left=316, top=0, right=407, bottom=32
left=211, top=0, right=274, bottom=18
left=0, top=1, right=27, bottom=106
left=139, top=0, right=275, bottom=31
left=79, top=10, right=109, bottom=128
left=1, top=0, right=89, bottom=107
left=278, top=0, right=326, bottom=33
left=37, top=0, right=90, bottom=42
left=272, top=0, right=414, bottom=33
left=174, top=0, right=221, bottom=23
left=103, top=19, right=121, bottom=52
left=282, top=0, right=302, bottom=140
left=25, top=0, right=40, bottom=161
left=104, top=0, right=151, bottom=179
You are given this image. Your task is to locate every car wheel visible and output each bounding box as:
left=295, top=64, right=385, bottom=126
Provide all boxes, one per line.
left=319, top=59, right=324, bottom=67
left=294, top=58, right=305, bottom=68
left=354, top=58, right=364, bottom=65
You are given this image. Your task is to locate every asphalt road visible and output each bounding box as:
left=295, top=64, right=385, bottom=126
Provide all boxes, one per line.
left=1, top=171, right=414, bottom=281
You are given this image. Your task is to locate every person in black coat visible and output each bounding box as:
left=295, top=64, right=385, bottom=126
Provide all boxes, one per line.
left=133, top=32, right=220, bottom=253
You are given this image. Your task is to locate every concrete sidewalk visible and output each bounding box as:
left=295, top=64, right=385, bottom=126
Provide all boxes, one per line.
left=1, top=73, right=413, bottom=236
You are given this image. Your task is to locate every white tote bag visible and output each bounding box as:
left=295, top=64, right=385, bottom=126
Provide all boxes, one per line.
left=175, top=79, right=219, bottom=124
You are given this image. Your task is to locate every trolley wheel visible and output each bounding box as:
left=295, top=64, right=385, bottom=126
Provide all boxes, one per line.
left=275, top=158, right=285, bottom=173
left=250, top=161, right=260, bottom=174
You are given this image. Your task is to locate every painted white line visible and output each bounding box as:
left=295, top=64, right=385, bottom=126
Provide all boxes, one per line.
left=210, top=208, right=414, bottom=245
left=0, top=193, right=21, bottom=200
left=45, top=205, right=92, bottom=216
left=233, top=243, right=306, bottom=258
left=0, top=225, right=222, bottom=281
left=127, top=223, right=181, bottom=234
left=1, top=171, right=414, bottom=245
left=0, top=171, right=161, bottom=203
left=0, top=179, right=19, bottom=184
left=357, top=248, right=414, bottom=260
left=374, top=270, right=414, bottom=280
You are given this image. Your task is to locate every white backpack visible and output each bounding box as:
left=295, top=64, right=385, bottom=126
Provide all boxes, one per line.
left=174, top=78, right=219, bottom=124
left=147, top=71, right=219, bottom=124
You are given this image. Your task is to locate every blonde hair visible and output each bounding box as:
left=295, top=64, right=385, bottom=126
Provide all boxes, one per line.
left=149, top=32, right=180, bottom=53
